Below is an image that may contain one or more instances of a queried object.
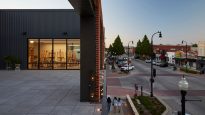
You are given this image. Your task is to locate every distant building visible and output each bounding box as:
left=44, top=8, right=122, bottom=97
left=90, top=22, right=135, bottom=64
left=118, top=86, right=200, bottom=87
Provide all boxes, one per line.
left=198, top=41, right=205, bottom=57
left=124, top=46, right=135, bottom=56
left=196, top=41, right=205, bottom=70
left=153, top=45, right=191, bottom=53
left=153, top=45, right=197, bottom=68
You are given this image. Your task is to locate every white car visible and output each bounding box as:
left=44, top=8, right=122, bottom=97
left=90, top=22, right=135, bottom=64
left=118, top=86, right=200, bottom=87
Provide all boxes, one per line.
left=120, top=64, right=135, bottom=71
left=156, top=61, right=161, bottom=66
left=145, top=59, right=151, bottom=63
left=152, top=61, right=156, bottom=65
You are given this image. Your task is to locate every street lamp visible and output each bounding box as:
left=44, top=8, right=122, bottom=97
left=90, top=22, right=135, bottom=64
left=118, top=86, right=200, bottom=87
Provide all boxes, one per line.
left=150, top=31, right=162, bottom=97
left=128, top=41, right=134, bottom=73
left=182, top=40, right=188, bottom=73
left=178, top=75, right=189, bottom=115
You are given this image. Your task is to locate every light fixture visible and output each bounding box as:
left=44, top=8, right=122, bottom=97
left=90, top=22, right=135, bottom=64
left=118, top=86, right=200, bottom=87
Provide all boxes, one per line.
left=96, top=108, right=101, bottom=112
left=30, top=41, right=34, bottom=43
left=178, top=75, right=189, bottom=91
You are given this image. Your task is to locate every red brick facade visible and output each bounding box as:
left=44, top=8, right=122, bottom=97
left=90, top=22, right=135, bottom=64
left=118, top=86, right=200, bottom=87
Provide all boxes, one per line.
left=153, top=45, right=191, bottom=53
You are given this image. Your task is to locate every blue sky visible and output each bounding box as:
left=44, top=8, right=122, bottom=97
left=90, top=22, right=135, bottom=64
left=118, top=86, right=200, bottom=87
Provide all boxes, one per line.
left=102, top=0, right=205, bottom=47
left=1, top=0, right=205, bottom=47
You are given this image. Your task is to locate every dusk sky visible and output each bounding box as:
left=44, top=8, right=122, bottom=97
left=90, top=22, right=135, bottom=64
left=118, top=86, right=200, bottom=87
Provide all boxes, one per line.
left=1, top=0, right=205, bottom=47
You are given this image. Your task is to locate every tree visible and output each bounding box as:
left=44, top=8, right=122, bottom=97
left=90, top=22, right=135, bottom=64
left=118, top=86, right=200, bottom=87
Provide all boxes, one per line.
left=112, top=35, right=125, bottom=55
left=108, top=44, right=113, bottom=53
left=135, top=40, right=142, bottom=56
left=192, top=44, right=198, bottom=47
left=141, top=35, right=151, bottom=57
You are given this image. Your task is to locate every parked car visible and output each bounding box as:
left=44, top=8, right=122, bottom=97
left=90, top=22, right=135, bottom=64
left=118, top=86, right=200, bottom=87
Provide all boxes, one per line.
left=156, top=61, right=161, bottom=66
left=152, top=60, right=156, bottom=65
left=145, top=59, right=151, bottom=63
left=120, top=64, right=135, bottom=71
left=200, top=67, right=205, bottom=74
left=160, top=62, right=168, bottom=67
left=118, top=61, right=127, bottom=67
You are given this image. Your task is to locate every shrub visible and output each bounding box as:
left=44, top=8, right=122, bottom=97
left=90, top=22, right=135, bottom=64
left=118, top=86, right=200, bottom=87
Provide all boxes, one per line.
left=180, top=67, right=199, bottom=74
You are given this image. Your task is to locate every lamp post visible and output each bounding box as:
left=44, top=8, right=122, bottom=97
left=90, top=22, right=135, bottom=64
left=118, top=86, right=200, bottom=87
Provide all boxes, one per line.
left=150, top=31, right=162, bottom=97
left=178, top=75, right=189, bottom=115
left=182, top=40, right=188, bottom=73
left=128, top=41, right=134, bottom=73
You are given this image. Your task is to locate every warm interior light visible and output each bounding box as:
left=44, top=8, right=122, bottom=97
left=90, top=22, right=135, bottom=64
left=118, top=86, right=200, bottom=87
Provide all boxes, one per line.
left=30, top=41, right=34, bottom=43
left=96, top=108, right=101, bottom=112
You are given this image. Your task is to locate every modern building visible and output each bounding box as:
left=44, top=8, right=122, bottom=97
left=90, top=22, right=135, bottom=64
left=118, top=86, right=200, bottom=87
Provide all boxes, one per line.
left=0, top=9, right=80, bottom=70
left=0, top=0, right=105, bottom=102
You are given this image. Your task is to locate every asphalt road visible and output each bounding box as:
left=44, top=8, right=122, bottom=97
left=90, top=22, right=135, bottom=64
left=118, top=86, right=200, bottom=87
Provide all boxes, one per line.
left=118, top=59, right=205, bottom=115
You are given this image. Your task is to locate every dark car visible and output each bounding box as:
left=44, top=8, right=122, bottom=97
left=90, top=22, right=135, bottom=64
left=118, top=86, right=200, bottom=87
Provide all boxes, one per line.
left=160, top=62, right=168, bottom=67
left=200, top=67, right=205, bottom=74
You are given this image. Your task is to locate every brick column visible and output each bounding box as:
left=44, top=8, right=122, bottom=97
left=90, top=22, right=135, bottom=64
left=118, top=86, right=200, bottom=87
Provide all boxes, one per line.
left=95, top=0, right=101, bottom=102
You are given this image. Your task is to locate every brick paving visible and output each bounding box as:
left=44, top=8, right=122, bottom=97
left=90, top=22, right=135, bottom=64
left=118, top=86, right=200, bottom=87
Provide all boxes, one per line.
left=107, top=78, right=121, bottom=86
left=107, top=86, right=135, bottom=97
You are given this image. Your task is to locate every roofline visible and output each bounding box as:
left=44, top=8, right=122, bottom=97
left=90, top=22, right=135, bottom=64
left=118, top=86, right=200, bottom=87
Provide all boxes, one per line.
left=0, top=9, right=75, bottom=12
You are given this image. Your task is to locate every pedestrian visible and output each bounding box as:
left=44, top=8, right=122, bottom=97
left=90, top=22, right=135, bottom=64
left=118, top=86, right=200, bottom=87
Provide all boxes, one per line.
left=117, top=98, right=123, bottom=113
left=112, top=97, right=118, bottom=113
left=107, top=96, right=112, bottom=112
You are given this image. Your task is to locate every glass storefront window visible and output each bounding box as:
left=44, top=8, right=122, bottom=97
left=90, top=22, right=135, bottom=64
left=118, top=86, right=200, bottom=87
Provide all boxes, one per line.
left=28, top=38, right=80, bottom=70
left=53, top=39, right=66, bottom=69
left=28, top=39, right=38, bottom=69
left=67, top=39, right=80, bottom=69
left=39, top=39, right=52, bottom=69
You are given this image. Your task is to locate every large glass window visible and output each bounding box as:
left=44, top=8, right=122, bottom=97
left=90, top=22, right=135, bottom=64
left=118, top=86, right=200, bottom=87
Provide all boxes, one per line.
left=28, top=38, right=80, bottom=70
left=39, top=39, right=52, bottom=69
left=67, top=39, right=80, bottom=69
left=53, top=39, right=66, bottom=69
left=28, top=39, right=39, bottom=69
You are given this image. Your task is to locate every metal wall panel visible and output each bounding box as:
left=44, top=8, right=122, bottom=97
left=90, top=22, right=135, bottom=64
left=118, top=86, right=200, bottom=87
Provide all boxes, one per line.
left=0, top=9, right=80, bottom=69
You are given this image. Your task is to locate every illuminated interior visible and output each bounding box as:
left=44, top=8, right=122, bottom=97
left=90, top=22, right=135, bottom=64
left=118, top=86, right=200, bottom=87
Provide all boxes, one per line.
left=28, top=38, right=80, bottom=69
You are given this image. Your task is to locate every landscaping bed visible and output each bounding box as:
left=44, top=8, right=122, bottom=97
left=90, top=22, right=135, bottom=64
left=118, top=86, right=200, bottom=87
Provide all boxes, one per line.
left=180, top=67, right=200, bottom=74
left=132, top=96, right=166, bottom=115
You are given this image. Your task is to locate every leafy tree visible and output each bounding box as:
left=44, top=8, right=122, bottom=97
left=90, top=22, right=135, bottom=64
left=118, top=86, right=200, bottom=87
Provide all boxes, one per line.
left=192, top=44, right=198, bottom=47
left=108, top=44, right=113, bottom=53
left=135, top=40, right=142, bottom=56
left=112, top=35, right=125, bottom=55
left=141, top=35, right=151, bottom=57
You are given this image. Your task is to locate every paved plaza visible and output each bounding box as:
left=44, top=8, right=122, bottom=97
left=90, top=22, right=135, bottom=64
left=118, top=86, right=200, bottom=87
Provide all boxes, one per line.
left=0, top=70, right=101, bottom=115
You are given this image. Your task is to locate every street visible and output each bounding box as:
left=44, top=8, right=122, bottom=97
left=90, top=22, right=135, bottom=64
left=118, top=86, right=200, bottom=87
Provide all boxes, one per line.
left=107, top=59, right=205, bottom=115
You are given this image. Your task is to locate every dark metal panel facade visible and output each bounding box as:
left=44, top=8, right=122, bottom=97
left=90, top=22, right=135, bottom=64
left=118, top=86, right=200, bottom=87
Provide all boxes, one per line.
left=0, top=9, right=80, bottom=69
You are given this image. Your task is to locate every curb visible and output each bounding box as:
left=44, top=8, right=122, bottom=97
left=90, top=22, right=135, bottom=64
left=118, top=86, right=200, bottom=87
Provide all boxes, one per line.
left=126, top=90, right=172, bottom=115
left=142, top=91, right=172, bottom=115
left=126, top=95, right=139, bottom=115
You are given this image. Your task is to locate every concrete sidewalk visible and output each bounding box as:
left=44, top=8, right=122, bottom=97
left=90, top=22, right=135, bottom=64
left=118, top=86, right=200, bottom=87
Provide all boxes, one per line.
left=108, top=99, right=133, bottom=115
left=0, top=70, right=101, bottom=115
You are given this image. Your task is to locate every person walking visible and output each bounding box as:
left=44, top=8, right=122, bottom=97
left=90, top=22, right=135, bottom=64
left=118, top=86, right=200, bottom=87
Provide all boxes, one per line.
left=117, top=98, right=123, bottom=113
left=112, top=97, right=118, bottom=113
left=107, top=96, right=112, bottom=112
